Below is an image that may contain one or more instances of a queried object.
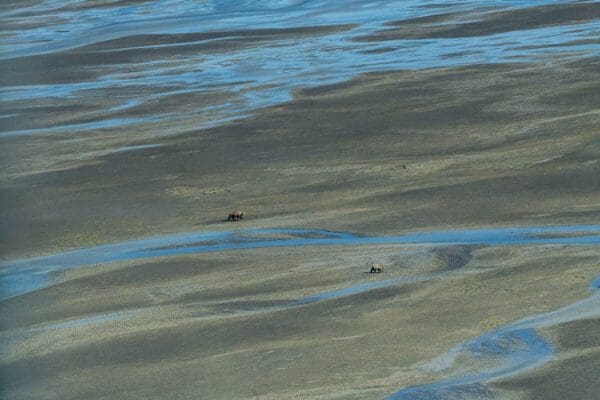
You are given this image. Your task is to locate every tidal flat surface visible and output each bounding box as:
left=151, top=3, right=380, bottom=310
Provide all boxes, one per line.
left=2, top=1, right=599, bottom=140
left=2, top=225, right=600, bottom=300
left=1, top=241, right=600, bottom=400
left=1, top=1, right=600, bottom=400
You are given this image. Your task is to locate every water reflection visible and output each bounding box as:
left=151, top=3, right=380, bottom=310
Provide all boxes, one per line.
left=2, top=224, right=600, bottom=299
left=1, top=1, right=598, bottom=137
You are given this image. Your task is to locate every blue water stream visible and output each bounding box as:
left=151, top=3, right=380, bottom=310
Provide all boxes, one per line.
left=1, top=224, right=599, bottom=398
left=2, top=1, right=599, bottom=137
left=2, top=224, right=600, bottom=300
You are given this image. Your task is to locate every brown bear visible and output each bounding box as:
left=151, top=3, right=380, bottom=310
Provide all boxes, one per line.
left=227, top=211, right=245, bottom=221
left=370, top=264, right=384, bottom=273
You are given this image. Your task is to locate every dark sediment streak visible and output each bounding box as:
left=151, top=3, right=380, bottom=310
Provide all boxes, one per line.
left=358, top=2, right=600, bottom=41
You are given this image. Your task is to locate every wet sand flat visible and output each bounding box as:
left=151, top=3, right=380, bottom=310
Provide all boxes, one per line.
left=1, top=56, right=600, bottom=400
left=358, top=2, right=600, bottom=41
left=2, top=57, right=600, bottom=258
left=1, top=244, right=599, bottom=399
left=2, top=1, right=600, bottom=399
left=493, top=317, right=600, bottom=400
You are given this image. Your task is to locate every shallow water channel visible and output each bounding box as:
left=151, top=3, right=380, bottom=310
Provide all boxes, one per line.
left=2, top=224, right=599, bottom=398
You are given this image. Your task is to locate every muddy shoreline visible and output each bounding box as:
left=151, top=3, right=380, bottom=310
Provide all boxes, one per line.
left=2, top=56, right=600, bottom=399
left=2, top=225, right=599, bottom=399
left=2, top=57, right=600, bottom=259
left=2, top=1, right=600, bottom=399
left=1, top=241, right=599, bottom=400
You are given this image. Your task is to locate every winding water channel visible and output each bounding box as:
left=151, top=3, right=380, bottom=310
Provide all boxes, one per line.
left=1, top=224, right=599, bottom=398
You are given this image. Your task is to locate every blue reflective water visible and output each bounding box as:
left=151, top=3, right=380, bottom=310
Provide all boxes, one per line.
left=2, top=224, right=599, bottom=398
left=0, top=116, right=166, bottom=138
left=296, top=272, right=438, bottom=305
left=2, top=224, right=600, bottom=300
left=386, top=328, right=554, bottom=400
left=0, top=0, right=587, bottom=57
left=1, top=1, right=598, bottom=137
left=387, top=281, right=600, bottom=400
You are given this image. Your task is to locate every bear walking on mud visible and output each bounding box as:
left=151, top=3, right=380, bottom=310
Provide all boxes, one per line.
left=369, top=264, right=384, bottom=273
left=227, top=211, right=245, bottom=221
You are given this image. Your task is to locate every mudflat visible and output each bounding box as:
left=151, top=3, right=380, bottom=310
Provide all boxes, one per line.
left=357, top=2, right=600, bottom=41
left=2, top=58, right=600, bottom=258
left=493, top=317, right=600, bottom=400
left=1, top=243, right=599, bottom=399
left=1, top=1, right=600, bottom=399
left=1, top=57, right=600, bottom=399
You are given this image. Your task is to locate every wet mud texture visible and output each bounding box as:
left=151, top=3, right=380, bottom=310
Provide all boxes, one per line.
left=2, top=58, right=600, bottom=258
